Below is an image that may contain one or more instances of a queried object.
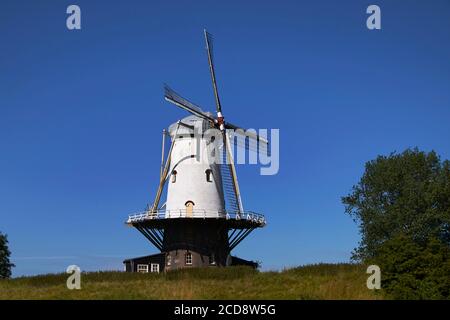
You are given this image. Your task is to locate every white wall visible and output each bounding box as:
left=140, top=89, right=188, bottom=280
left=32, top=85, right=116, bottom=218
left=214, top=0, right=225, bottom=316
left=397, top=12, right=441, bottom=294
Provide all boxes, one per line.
left=165, top=116, right=225, bottom=218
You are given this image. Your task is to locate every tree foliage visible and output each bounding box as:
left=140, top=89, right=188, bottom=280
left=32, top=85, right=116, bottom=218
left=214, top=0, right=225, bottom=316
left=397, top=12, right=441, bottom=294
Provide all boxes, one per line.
left=373, top=234, right=450, bottom=299
left=343, top=148, right=450, bottom=299
left=342, top=148, right=450, bottom=261
left=0, top=232, right=14, bottom=279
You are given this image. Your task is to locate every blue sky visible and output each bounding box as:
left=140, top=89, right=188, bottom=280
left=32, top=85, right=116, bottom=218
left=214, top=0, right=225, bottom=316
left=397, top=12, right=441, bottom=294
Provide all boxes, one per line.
left=1, top=0, right=449, bottom=276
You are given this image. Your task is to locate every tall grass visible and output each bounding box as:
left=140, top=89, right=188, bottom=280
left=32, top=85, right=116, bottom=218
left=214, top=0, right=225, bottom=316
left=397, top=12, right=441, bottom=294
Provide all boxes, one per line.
left=0, top=264, right=383, bottom=300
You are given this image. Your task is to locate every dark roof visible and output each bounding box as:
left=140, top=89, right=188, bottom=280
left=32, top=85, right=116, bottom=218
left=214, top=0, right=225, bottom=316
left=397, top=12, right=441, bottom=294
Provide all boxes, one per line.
left=231, top=256, right=259, bottom=268
left=123, top=253, right=164, bottom=263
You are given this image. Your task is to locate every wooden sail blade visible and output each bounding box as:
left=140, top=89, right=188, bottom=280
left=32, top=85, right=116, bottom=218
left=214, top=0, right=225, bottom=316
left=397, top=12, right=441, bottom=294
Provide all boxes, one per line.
left=164, top=84, right=216, bottom=122
left=223, top=131, right=244, bottom=213
left=204, top=29, right=223, bottom=114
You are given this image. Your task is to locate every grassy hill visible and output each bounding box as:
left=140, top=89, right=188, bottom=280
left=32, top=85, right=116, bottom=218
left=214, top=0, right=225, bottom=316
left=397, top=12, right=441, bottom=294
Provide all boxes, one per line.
left=0, top=264, right=383, bottom=300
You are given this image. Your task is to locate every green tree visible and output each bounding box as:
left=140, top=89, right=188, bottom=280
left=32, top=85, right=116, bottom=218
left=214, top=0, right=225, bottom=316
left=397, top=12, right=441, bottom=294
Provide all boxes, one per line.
left=373, top=234, right=450, bottom=299
left=0, top=232, right=14, bottom=279
left=342, top=148, right=450, bottom=261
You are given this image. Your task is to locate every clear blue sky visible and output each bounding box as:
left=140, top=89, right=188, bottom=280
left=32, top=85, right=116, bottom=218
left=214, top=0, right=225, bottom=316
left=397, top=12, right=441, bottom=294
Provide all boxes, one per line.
left=1, top=0, right=449, bottom=276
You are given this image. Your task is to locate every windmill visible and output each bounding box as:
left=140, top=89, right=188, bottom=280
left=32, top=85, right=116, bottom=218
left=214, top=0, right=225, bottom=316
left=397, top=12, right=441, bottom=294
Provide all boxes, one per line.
left=125, top=30, right=267, bottom=271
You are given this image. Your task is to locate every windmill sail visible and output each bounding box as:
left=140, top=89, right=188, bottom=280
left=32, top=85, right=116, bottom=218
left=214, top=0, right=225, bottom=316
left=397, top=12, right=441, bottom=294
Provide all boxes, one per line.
left=227, top=128, right=270, bottom=156
left=225, top=122, right=269, bottom=144
left=223, top=132, right=244, bottom=213
left=204, top=30, right=245, bottom=214
left=150, top=123, right=180, bottom=212
left=220, top=160, right=240, bottom=214
left=204, top=30, right=222, bottom=114
left=164, top=85, right=216, bottom=122
left=204, top=30, right=215, bottom=65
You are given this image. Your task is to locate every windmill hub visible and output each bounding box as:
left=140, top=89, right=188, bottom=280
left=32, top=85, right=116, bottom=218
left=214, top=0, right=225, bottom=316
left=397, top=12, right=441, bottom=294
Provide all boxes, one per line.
left=124, top=30, right=267, bottom=272
left=216, top=111, right=225, bottom=130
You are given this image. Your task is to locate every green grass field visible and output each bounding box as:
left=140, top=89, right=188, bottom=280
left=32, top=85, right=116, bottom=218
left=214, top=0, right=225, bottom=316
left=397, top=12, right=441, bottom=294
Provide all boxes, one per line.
left=0, top=264, right=383, bottom=300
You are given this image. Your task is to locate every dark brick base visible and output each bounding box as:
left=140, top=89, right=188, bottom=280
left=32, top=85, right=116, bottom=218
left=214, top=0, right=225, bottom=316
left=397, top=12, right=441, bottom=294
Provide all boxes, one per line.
left=162, top=219, right=229, bottom=270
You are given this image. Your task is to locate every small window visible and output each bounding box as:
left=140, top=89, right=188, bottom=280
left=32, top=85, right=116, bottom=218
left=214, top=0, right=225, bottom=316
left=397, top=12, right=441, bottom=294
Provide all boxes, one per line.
left=209, top=254, right=216, bottom=265
left=171, top=170, right=177, bottom=183
left=151, top=263, right=160, bottom=273
left=185, top=252, right=192, bottom=265
left=166, top=254, right=172, bottom=266
left=205, top=169, right=213, bottom=182
left=137, top=264, right=149, bottom=273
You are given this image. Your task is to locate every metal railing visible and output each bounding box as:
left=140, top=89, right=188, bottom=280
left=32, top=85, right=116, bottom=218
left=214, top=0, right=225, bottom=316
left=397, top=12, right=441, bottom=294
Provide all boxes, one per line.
left=126, top=209, right=266, bottom=225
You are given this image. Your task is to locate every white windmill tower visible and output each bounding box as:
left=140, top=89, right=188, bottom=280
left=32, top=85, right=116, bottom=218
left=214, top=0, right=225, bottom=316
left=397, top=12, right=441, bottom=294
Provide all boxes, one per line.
left=126, top=30, right=267, bottom=270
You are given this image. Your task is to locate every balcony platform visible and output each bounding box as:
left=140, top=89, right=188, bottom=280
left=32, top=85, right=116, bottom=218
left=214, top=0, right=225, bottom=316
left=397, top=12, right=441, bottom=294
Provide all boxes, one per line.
left=126, top=209, right=266, bottom=229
